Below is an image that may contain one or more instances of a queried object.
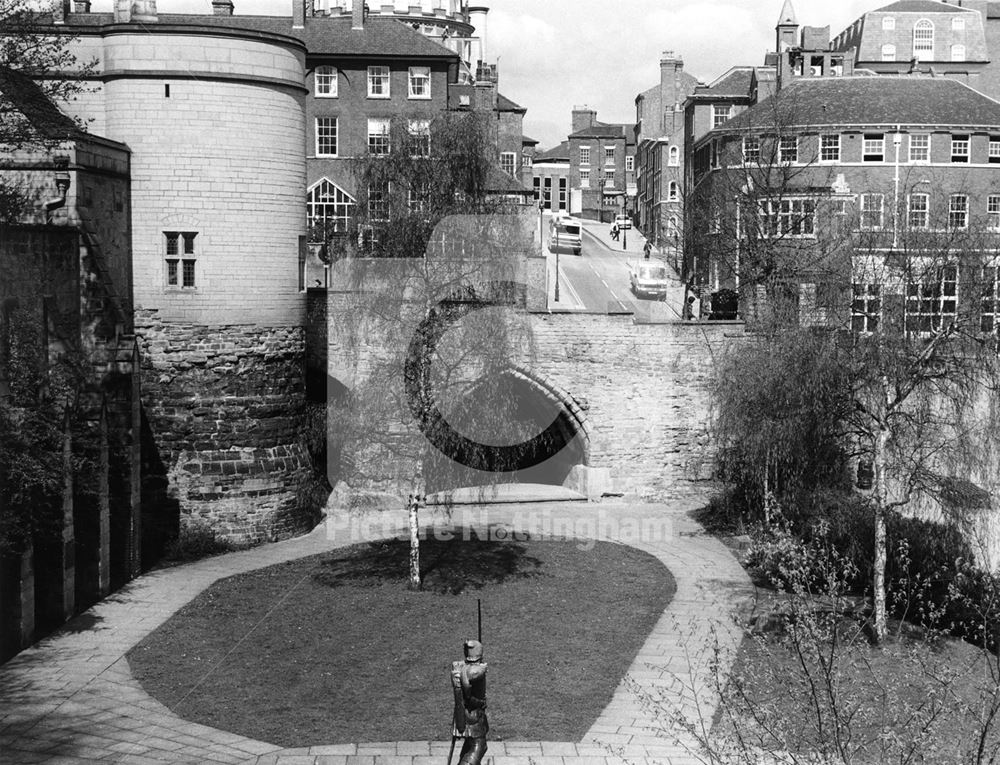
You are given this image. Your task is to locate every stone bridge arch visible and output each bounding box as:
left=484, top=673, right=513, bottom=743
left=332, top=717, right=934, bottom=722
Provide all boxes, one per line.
left=423, top=364, right=595, bottom=496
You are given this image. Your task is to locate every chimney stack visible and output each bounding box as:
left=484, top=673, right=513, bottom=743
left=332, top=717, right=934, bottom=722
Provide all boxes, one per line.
left=292, top=0, right=305, bottom=29
left=352, top=0, right=365, bottom=29
left=212, top=0, right=234, bottom=14
left=73, top=0, right=91, bottom=11
left=572, top=105, right=597, bottom=134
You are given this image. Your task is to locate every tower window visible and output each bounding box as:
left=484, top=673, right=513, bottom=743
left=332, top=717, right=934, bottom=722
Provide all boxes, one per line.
left=165, top=232, right=198, bottom=289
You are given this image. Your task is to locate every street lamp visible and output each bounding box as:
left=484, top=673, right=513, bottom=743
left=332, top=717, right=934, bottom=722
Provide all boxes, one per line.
left=622, top=201, right=627, bottom=250
left=554, top=217, right=560, bottom=303
left=538, top=200, right=543, bottom=253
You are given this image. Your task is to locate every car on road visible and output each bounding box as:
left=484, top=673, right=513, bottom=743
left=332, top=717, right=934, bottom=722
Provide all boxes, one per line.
left=613, top=214, right=632, bottom=230
left=628, top=262, right=669, bottom=300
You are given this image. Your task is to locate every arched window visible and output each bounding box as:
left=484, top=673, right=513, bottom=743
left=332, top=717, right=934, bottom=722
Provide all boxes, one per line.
left=667, top=216, right=678, bottom=237
left=951, top=44, right=966, bottom=61
left=881, top=43, right=896, bottom=62
left=668, top=146, right=679, bottom=166
left=307, top=179, right=355, bottom=239
left=668, top=181, right=679, bottom=201
left=914, top=19, right=934, bottom=61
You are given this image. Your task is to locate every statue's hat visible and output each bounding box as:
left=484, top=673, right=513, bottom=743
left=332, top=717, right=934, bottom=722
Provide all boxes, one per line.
left=464, top=639, right=483, bottom=661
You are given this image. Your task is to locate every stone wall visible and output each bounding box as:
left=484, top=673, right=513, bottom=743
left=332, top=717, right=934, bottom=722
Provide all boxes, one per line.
left=313, top=271, right=744, bottom=503
left=136, top=310, right=319, bottom=544
left=524, top=314, right=740, bottom=500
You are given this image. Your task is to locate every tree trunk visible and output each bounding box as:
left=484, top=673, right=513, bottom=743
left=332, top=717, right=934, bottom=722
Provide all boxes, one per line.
left=408, top=484, right=421, bottom=590
left=872, top=427, right=890, bottom=643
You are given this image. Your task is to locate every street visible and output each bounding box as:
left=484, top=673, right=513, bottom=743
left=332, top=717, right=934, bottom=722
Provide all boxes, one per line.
left=543, top=215, right=685, bottom=317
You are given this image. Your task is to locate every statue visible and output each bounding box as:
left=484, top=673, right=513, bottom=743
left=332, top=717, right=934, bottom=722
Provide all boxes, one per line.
left=449, top=639, right=488, bottom=765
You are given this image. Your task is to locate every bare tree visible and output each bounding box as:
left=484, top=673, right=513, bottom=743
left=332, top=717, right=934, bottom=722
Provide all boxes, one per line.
left=326, top=113, right=544, bottom=589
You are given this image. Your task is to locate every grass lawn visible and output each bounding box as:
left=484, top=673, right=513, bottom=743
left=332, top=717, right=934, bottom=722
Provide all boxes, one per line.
left=128, top=530, right=675, bottom=747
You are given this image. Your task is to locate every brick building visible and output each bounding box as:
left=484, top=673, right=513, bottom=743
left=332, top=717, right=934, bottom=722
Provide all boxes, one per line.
left=832, top=0, right=1000, bottom=100
left=633, top=52, right=698, bottom=253
left=685, top=0, right=1000, bottom=319
left=304, top=5, right=461, bottom=262
left=316, top=0, right=486, bottom=83
left=566, top=106, right=636, bottom=222
left=689, top=68, right=1000, bottom=328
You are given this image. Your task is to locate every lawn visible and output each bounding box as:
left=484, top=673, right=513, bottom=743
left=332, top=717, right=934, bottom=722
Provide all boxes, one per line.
left=128, top=530, right=675, bottom=747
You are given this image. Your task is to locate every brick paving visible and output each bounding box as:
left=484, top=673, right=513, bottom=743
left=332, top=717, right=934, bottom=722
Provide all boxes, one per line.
left=0, top=499, right=751, bottom=764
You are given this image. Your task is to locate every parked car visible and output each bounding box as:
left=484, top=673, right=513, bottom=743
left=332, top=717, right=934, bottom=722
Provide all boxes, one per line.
left=614, top=213, right=632, bottom=230
left=628, top=262, right=669, bottom=300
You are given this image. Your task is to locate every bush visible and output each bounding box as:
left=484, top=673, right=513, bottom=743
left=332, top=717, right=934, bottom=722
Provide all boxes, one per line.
left=745, top=493, right=1000, bottom=650
left=162, top=522, right=237, bottom=564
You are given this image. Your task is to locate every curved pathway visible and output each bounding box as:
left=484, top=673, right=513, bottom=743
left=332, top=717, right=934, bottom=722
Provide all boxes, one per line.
left=0, top=499, right=751, bottom=765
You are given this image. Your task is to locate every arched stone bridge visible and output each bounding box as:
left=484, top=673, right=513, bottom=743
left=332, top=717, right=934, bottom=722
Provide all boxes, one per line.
left=306, top=273, right=743, bottom=508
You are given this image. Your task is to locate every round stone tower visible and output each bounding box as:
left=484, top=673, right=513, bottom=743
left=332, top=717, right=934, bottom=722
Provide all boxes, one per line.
left=63, top=6, right=318, bottom=544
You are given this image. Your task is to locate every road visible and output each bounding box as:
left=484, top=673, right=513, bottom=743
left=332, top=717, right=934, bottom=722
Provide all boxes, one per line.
left=556, top=230, right=633, bottom=313
left=545, top=219, right=683, bottom=316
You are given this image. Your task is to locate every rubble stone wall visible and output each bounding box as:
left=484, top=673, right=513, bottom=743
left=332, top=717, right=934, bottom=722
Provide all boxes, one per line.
left=136, top=310, right=318, bottom=543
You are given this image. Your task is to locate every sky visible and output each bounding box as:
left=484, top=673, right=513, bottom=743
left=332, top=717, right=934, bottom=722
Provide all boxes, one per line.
left=84, top=0, right=879, bottom=148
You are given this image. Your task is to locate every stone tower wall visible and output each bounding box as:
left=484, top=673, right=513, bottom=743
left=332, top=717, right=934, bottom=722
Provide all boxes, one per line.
left=62, top=23, right=318, bottom=542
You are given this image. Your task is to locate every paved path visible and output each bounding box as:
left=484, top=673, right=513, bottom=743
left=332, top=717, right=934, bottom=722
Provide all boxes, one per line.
left=0, top=499, right=751, bottom=765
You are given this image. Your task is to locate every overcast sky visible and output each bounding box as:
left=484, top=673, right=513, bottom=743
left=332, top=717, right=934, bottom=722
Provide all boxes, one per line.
left=87, top=0, right=878, bottom=148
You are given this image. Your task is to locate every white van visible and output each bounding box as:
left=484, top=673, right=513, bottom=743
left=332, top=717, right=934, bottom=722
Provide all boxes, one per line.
left=549, top=213, right=582, bottom=255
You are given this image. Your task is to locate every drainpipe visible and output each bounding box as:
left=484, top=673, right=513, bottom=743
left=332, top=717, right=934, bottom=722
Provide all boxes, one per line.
left=892, top=125, right=902, bottom=250
left=43, top=168, right=72, bottom=223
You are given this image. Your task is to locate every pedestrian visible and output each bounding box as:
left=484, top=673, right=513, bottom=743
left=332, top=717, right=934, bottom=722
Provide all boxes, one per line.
left=611, top=223, right=619, bottom=241
left=643, top=240, right=651, bottom=260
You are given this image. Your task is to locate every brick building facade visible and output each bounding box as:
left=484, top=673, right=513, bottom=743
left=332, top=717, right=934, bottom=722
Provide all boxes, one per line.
left=566, top=107, right=636, bottom=222
left=633, top=52, right=698, bottom=254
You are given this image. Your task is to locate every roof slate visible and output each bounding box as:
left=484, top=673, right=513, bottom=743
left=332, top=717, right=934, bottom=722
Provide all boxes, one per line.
left=535, top=140, right=571, bottom=161
left=60, top=12, right=459, bottom=59
left=0, top=67, right=80, bottom=140
left=497, top=93, right=525, bottom=113
left=721, top=76, right=1000, bottom=132
left=873, top=0, right=966, bottom=12
left=699, top=67, right=754, bottom=98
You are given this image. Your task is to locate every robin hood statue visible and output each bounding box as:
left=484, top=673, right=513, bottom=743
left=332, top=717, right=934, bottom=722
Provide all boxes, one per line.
left=450, top=639, right=488, bottom=765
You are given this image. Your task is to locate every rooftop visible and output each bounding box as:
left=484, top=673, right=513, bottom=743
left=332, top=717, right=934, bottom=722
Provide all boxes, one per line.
left=718, top=75, right=1000, bottom=133
left=56, top=12, right=460, bottom=59
left=693, top=66, right=755, bottom=99
left=0, top=67, right=81, bottom=141
left=872, top=0, right=969, bottom=13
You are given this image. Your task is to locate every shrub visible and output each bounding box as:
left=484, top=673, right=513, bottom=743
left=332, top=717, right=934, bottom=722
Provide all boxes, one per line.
left=162, top=522, right=237, bottom=563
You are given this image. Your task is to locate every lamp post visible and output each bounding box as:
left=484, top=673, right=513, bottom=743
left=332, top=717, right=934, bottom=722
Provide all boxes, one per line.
left=538, top=200, right=543, bottom=253
left=622, top=200, right=627, bottom=250
left=554, top=219, right=560, bottom=303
